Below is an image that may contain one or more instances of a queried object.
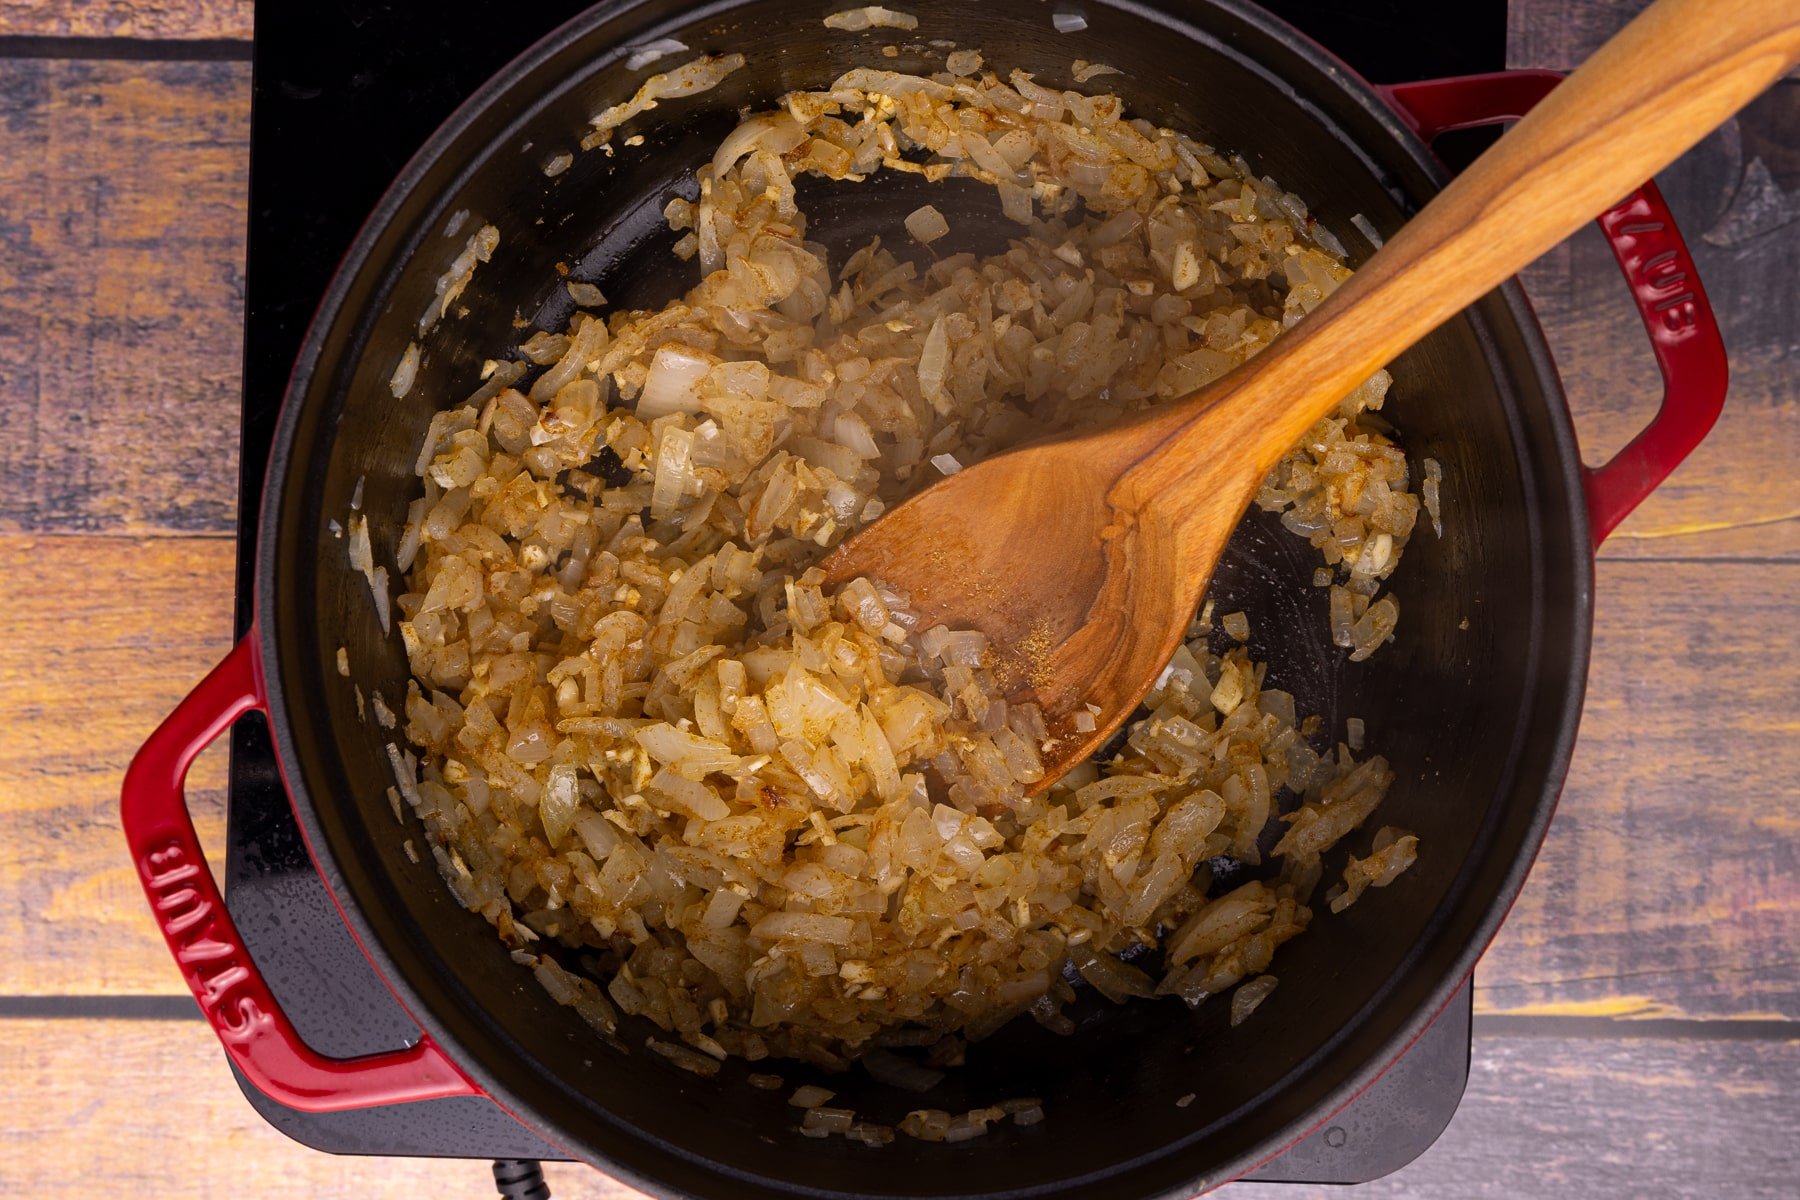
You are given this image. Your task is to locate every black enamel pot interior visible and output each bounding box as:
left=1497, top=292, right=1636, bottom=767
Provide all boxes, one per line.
left=257, top=1, right=1590, bottom=1195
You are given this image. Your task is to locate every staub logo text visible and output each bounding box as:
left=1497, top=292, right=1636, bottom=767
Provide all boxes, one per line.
left=1603, top=193, right=1701, bottom=339
left=142, top=838, right=268, bottom=1042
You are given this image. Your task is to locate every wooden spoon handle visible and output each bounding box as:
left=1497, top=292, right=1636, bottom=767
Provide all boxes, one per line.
left=1146, top=0, right=1800, bottom=502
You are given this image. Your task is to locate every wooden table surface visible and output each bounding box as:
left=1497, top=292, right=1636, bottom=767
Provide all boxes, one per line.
left=0, top=1, right=1794, bottom=1196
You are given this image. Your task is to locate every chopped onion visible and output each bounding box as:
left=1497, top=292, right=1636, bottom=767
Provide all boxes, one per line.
left=945, top=49, right=982, bottom=76
left=823, top=6, right=918, bottom=31
left=1230, top=975, right=1278, bottom=1026
left=712, top=113, right=806, bottom=179
left=1351, top=211, right=1384, bottom=248
left=904, top=203, right=950, bottom=244
left=587, top=53, right=747, bottom=150
left=624, top=37, right=689, bottom=71
left=1052, top=11, right=1088, bottom=32
left=789, top=1084, right=837, bottom=1109
left=929, top=453, right=962, bottom=476
left=639, top=345, right=713, bottom=418
left=996, top=179, right=1033, bottom=223
left=802, top=1106, right=857, bottom=1133
left=916, top=315, right=950, bottom=409
left=389, top=342, right=420, bottom=397
left=566, top=280, right=606, bottom=307
left=648, top=1037, right=722, bottom=1076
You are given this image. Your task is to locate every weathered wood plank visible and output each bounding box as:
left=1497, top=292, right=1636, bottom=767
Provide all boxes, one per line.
left=1510, top=9, right=1800, bottom=560
left=0, top=1017, right=1789, bottom=1199
left=1218, top=1032, right=1799, bottom=1199
left=1475, top=559, right=1800, bottom=1019
left=0, top=1017, right=638, bottom=1199
left=0, top=1, right=249, bottom=41
left=2, top=534, right=1791, bottom=1022
left=1508, top=0, right=1653, bottom=72
left=0, top=534, right=234, bottom=994
left=1508, top=0, right=1800, bottom=76
left=0, top=59, right=247, bottom=537
left=1518, top=138, right=1800, bottom=561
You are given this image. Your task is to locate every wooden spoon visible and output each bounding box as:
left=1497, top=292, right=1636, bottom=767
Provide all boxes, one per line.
left=822, top=0, right=1800, bottom=786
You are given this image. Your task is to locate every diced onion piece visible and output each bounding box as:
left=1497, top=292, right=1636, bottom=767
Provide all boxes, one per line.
left=648, top=1037, right=722, bottom=1076
left=1423, top=457, right=1444, bottom=536
left=712, top=113, right=807, bottom=179
left=789, top=1084, right=837, bottom=1108
left=945, top=49, right=982, bottom=76
left=802, top=1106, right=858, bottom=1133
left=1351, top=211, right=1384, bottom=248
left=1052, top=11, right=1087, bottom=32
left=1231, top=975, right=1278, bottom=1026
left=389, top=342, right=420, bottom=397
left=566, top=280, right=606, bottom=307
left=823, top=6, right=919, bottom=31
left=639, top=345, right=714, bottom=418
left=624, top=37, right=689, bottom=71
left=587, top=54, right=747, bottom=150
left=904, top=203, right=950, bottom=244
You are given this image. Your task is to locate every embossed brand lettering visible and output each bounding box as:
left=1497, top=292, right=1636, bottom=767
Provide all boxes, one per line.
left=157, top=886, right=214, bottom=936
left=146, top=858, right=200, bottom=890
left=218, top=995, right=267, bottom=1041
left=145, top=840, right=186, bottom=874
left=180, top=933, right=239, bottom=964
left=196, top=962, right=251, bottom=1005
left=1601, top=194, right=1700, bottom=343
left=1660, top=301, right=1699, bottom=333
left=140, top=838, right=261, bottom=1040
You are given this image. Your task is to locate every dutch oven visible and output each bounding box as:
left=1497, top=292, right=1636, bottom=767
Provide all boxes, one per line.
left=122, top=1, right=1726, bottom=1195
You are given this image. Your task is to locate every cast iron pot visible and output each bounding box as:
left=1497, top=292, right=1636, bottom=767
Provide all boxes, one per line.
left=123, top=1, right=1727, bottom=1195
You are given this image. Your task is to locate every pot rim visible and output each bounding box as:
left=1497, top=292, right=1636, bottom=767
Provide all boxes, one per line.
left=254, top=0, right=1592, bottom=1194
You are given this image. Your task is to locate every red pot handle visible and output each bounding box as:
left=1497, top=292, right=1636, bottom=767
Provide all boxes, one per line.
left=121, top=635, right=479, bottom=1112
left=1376, top=71, right=1728, bottom=548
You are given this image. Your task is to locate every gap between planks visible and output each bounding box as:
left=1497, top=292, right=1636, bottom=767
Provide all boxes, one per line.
left=0, top=35, right=250, bottom=60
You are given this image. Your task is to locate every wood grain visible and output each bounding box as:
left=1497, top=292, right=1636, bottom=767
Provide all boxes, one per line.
left=1520, top=109, right=1800, bottom=561
left=0, top=534, right=234, bottom=995
left=1218, top=1032, right=1800, bottom=1200
left=0, top=1017, right=641, bottom=1200
left=0, top=1, right=249, bottom=41
left=1509, top=0, right=1800, bottom=77
left=1510, top=6, right=1800, bottom=560
left=0, top=59, right=247, bottom=538
left=0, top=1016, right=1788, bottom=1199
left=1476, top=559, right=1800, bottom=1020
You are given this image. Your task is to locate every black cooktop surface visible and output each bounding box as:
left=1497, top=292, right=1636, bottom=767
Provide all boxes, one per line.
left=227, top=0, right=1500, bottom=1181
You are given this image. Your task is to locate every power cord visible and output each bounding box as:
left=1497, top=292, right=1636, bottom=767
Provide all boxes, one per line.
left=492, top=1159, right=551, bottom=1200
